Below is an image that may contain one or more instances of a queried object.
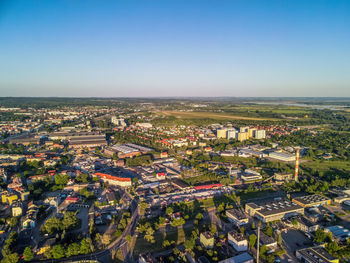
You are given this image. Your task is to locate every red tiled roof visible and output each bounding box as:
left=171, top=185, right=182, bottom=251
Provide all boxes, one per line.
left=193, top=183, right=223, bottom=190
left=94, top=172, right=131, bottom=182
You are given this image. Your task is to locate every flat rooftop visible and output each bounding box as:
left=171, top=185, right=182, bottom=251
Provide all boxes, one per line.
left=297, top=246, right=337, bottom=263
left=226, top=209, right=248, bottom=220
left=247, top=199, right=303, bottom=216
left=293, top=194, right=330, bottom=205
left=228, top=230, right=246, bottom=242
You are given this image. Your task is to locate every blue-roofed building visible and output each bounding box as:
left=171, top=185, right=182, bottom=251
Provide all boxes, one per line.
left=218, top=252, right=254, bottom=263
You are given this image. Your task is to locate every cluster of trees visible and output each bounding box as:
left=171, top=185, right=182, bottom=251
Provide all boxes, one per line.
left=41, top=212, right=80, bottom=235
left=1, top=232, right=19, bottom=263
left=79, top=187, right=95, bottom=199
left=126, top=154, right=153, bottom=167
left=282, top=177, right=350, bottom=194
left=75, top=173, right=90, bottom=183
left=278, top=130, right=350, bottom=160
left=44, top=238, right=94, bottom=259
left=0, top=143, right=26, bottom=154
left=113, top=130, right=165, bottom=152
left=138, top=220, right=156, bottom=244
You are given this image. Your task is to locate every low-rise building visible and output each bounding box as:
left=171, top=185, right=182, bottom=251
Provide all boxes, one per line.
left=296, top=246, right=339, bottom=263
left=254, top=230, right=277, bottom=250
left=226, top=209, right=248, bottom=227
left=228, top=230, right=248, bottom=251
left=94, top=172, right=132, bottom=187
left=268, top=151, right=295, bottom=162
left=1, top=191, right=18, bottom=205
left=200, top=232, right=215, bottom=249
left=218, top=253, right=254, bottom=263
left=292, top=194, right=331, bottom=208
left=293, top=216, right=320, bottom=233
left=12, top=203, right=23, bottom=217
left=245, top=199, right=304, bottom=222
left=273, top=173, right=293, bottom=184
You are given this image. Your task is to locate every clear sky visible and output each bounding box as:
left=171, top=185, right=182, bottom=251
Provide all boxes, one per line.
left=0, top=0, right=349, bottom=97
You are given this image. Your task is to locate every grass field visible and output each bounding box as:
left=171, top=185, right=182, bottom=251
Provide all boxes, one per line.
left=133, top=225, right=192, bottom=255
left=301, top=160, right=350, bottom=171
left=158, top=110, right=278, bottom=121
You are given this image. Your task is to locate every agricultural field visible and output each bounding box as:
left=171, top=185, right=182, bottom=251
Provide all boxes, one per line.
left=157, top=110, right=278, bottom=121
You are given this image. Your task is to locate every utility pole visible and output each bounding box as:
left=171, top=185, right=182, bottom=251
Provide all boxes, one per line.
left=257, top=220, right=261, bottom=263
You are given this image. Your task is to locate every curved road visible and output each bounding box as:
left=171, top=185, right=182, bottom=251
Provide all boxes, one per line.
left=32, top=204, right=139, bottom=263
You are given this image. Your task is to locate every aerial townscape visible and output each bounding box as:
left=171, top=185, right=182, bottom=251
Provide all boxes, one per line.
left=1, top=1, right=350, bottom=263
left=0, top=97, right=350, bottom=263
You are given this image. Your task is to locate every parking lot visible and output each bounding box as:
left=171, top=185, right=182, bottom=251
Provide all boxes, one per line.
left=281, top=229, right=311, bottom=262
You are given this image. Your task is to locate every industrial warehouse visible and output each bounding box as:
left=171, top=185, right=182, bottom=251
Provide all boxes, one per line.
left=292, top=194, right=331, bottom=208
left=245, top=199, right=304, bottom=222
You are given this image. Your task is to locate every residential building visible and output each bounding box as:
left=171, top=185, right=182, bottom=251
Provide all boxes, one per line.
left=226, top=209, right=248, bottom=227
left=227, top=129, right=238, bottom=140
left=253, top=129, right=266, bottom=139
left=228, top=230, right=248, bottom=251
left=200, top=232, right=215, bottom=249
left=274, top=173, right=293, bottom=184
left=1, top=191, right=18, bottom=205
left=12, top=203, right=23, bottom=217
left=237, top=132, right=248, bottom=142
left=216, top=129, right=227, bottom=139
left=94, top=172, right=132, bottom=187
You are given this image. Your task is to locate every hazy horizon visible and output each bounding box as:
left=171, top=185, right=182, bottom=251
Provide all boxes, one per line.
left=1, top=0, right=349, bottom=97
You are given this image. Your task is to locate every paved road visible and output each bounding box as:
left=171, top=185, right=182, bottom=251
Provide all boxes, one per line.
left=32, top=204, right=139, bottom=263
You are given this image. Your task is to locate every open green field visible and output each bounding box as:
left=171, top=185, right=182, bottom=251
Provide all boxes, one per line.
left=133, top=225, right=192, bottom=255
left=301, top=160, right=350, bottom=171
left=158, top=110, right=278, bottom=121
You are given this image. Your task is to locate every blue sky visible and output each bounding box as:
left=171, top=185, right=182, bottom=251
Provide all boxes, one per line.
left=0, top=0, right=349, bottom=97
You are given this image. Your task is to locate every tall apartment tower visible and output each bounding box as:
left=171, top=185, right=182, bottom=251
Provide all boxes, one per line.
left=295, top=148, right=300, bottom=182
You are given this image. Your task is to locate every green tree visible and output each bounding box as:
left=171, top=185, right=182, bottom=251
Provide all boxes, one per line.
left=314, top=229, right=326, bottom=243
left=23, top=247, right=34, bottom=261
left=264, top=226, right=273, bottom=237
left=166, top=207, right=174, bottom=215
left=55, top=174, right=69, bottom=185
left=62, top=212, right=79, bottom=230
left=9, top=218, right=18, bottom=228
left=51, top=245, right=65, bottom=259
left=325, top=241, right=340, bottom=255
left=144, top=227, right=155, bottom=244
left=248, top=234, right=257, bottom=248
left=159, top=216, right=165, bottom=225
left=66, top=243, right=80, bottom=257
left=184, top=238, right=195, bottom=250
left=1, top=253, right=19, bottom=263
left=80, top=238, right=94, bottom=254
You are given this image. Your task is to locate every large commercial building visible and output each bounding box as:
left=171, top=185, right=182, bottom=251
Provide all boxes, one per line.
left=268, top=151, right=296, bottom=162
left=107, top=143, right=153, bottom=158
left=292, top=194, right=331, bottom=208
left=94, top=173, right=132, bottom=187
left=245, top=199, right=304, bottom=222
left=296, top=246, right=339, bottom=263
